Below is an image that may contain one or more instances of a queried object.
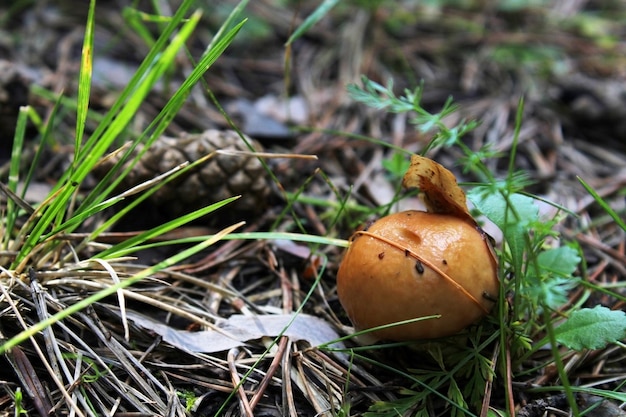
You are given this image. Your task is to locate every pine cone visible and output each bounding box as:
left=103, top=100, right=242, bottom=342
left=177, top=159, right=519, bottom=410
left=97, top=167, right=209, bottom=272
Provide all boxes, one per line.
left=96, top=129, right=271, bottom=219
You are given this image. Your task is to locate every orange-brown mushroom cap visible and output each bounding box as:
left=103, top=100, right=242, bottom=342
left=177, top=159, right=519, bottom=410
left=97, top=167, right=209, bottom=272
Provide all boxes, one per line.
left=337, top=210, right=499, bottom=342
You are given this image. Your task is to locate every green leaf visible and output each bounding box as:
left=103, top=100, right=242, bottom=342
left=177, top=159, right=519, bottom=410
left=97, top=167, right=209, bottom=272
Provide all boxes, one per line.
left=468, top=190, right=538, bottom=233
left=467, top=189, right=538, bottom=270
left=555, top=306, right=626, bottom=351
left=530, top=246, right=581, bottom=309
left=537, top=246, right=580, bottom=277
left=364, top=392, right=424, bottom=417
left=382, top=152, right=410, bottom=179
left=528, top=277, right=576, bottom=311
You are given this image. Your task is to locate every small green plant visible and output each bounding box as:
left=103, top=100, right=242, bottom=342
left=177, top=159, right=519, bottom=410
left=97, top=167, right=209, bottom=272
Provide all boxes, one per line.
left=177, top=390, right=198, bottom=413
left=13, top=387, right=28, bottom=417
left=382, top=151, right=411, bottom=180
left=345, top=75, right=626, bottom=416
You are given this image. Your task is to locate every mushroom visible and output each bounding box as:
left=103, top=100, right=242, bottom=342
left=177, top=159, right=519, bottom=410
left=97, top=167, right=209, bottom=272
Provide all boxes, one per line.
left=336, top=210, right=499, bottom=342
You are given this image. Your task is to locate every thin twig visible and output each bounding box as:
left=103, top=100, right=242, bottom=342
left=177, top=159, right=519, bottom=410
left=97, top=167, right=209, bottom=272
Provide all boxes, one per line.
left=228, top=348, right=254, bottom=417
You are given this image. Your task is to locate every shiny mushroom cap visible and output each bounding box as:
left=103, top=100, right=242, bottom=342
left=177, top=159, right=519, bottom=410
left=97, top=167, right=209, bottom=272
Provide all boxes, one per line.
left=337, top=210, right=499, bottom=342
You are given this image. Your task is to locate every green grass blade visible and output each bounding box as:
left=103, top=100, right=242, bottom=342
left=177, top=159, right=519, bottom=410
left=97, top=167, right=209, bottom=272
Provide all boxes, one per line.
left=37, top=12, right=248, bottom=260
left=7, top=109, right=27, bottom=195
left=13, top=5, right=200, bottom=267
left=72, top=21, right=248, bottom=244
left=506, top=96, right=524, bottom=184
left=103, top=232, right=350, bottom=257
left=2, top=106, right=29, bottom=249
left=165, top=18, right=247, bottom=115
left=70, top=10, right=202, bottom=188
left=578, top=176, right=626, bottom=232
left=30, top=87, right=106, bottom=129
left=66, top=9, right=203, bottom=212
left=74, top=0, right=95, bottom=157
left=122, top=7, right=158, bottom=48
left=542, top=308, right=580, bottom=416
left=75, top=0, right=195, bottom=160
left=285, top=0, right=339, bottom=46
left=204, top=0, right=249, bottom=53
left=76, top=16, right=246, bottom=219
left=85, top=149, right=214, bottom=241
left=34, top=0, right=195, bottom=203
left=96, top=196, right=241, bottom=259
left=21, top=104, right=54, bottom=202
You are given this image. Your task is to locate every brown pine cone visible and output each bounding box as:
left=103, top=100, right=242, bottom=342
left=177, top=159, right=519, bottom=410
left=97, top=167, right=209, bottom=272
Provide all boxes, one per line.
left=96, top=129, right=271, bottom=219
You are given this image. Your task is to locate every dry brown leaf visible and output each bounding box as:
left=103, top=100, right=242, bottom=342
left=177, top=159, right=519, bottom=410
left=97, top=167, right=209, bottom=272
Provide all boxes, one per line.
left=124, top=310, right=344, bottom=353
left=402, top=154, right=474, bottom=223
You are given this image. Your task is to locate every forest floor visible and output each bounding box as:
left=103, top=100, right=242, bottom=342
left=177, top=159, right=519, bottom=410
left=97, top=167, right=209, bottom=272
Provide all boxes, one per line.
left=0, top=1, right=625, bottom=416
